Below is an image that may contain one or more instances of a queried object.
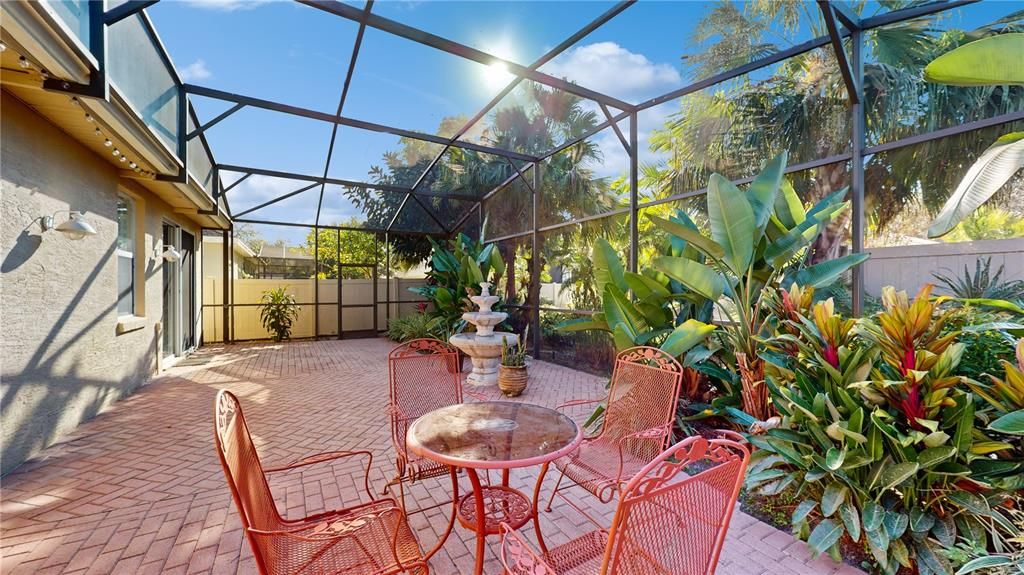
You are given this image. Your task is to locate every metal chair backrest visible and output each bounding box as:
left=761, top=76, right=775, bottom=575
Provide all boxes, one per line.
left=601, top=347, right=684, bottom=451
left=388, top=338, right=463, bottom=434
left=602, top=436, right=749, bottom=575
left=214, top=390, right=283, bottom=536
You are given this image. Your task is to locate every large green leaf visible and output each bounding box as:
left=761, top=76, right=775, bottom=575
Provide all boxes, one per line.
left=989, top=409, right=1024, bottom=436
left=646, top=214, right=725, bottom=261
left=624, top=271, right=671, bottom=300
left=924, top=33, right=1024, bottom=86
left=821, top=482, right=847, bottom=517
left=747, top=152, right=787, bottom=232
left=707, top=173, right=755, bottom=274
left=593, top=237, right=628, bottom=293
left=773, top=178, right=805, bottom=229
left=556, top=317, right=610, bottom=333
left=955, top=556, right=1015, bottom=575
left=613, top=323, right=638, bottom=351
left=807, top=518, right=844, bottom=556
left=877, top=462, right=919, bottom=491
left=928, top=132, right=1024, bottom=238
left=838, top=502, right=861, bottom=542
left=603, top=284, right=647, bottom=335
left=653, top=256, right=727, bottom=301
left=791, top=253, right=871, bottom=288
left=660, top=319, right=716, bottom=358
left=917, top=446, right=956, bottom=468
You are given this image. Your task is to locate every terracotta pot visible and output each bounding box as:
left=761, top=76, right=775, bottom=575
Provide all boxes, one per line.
left=498, top=365, right=528, bottom=397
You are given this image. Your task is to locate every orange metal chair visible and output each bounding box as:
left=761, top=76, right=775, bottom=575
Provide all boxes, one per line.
left=385, top=338, right=467, bottom=495
left=501, top=435, right=750, bottom=575
left=214, top=390, right=428, bottom=575
left=546, top=346, right=685, bottom=518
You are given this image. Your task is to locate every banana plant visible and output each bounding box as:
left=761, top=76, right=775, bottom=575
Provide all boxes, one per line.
left=557, top=234, right=716, bottom=361
left=923, top=33, right=1024, bottom=239
left=410, top=234, right=506, bottom=332
left=647, top=151, right=869, bottom=420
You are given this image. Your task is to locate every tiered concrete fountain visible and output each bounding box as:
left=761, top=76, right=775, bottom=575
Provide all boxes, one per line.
left=448, top=282, right=518, bottom=387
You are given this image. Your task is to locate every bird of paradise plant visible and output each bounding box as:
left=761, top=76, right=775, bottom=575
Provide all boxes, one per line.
left=647, top=151, right=869, bottom=420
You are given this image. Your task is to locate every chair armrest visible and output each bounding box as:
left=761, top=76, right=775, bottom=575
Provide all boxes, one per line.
left=555, top=397, right=605, bottom=411
left=264, top=450, right=374, bottom=500
left=499, top=523, right=556, bottom=575
left=619, top=424, right=672, bottom=443
left=250, top=502, right=401, bottom=542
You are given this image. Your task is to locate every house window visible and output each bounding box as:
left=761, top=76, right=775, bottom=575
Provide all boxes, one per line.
left=116, top=195, right=135, bottom=316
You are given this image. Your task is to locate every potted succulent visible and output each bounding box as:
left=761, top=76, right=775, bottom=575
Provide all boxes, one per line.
left=498, top=328, right=529, bottom=397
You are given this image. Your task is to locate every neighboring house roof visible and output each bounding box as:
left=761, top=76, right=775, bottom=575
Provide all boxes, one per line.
left=201, top=234, right=257, bottom=258
left=256, top=245, right=314, bottom=261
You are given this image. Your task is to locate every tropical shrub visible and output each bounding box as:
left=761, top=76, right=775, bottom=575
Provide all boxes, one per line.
left=647, top=151, right=869, bottom=420
left=410, top=234, right=506, bottom=333
left=933, top=257, right=1024, bottom=303
left=386, top=312, right=444, bottom=342
left=258, top=287, right=300, bottom=342
left=749, top=285, right=1021, bottom=575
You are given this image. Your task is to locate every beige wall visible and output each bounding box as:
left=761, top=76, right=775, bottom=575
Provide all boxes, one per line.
left=200, top=277, right=428, bottom=341
left=863, top=238, right=1024, bottom=297
left=1, top=91, right=202, bottom=475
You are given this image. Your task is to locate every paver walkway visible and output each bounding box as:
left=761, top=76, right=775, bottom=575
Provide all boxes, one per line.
left=1, top=338, right=864, bottom=574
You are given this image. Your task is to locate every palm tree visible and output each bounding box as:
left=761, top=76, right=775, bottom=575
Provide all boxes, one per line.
left=646, top=0, right=1024, bottom=255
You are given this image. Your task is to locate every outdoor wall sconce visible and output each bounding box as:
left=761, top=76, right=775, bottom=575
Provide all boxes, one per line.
left=39, top=211, right=97, bottom=240
left=162, top=245, right=182, bottom=262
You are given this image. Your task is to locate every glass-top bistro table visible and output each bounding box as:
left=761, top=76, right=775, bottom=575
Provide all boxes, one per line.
left=406, top=401, right=582, bottom=575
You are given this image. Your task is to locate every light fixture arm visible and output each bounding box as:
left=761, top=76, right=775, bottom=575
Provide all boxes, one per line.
left=39, top=210, right=84, bottom=232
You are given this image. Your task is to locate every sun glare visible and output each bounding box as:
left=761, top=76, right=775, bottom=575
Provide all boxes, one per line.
left=483, top=60, right=514, bottom=90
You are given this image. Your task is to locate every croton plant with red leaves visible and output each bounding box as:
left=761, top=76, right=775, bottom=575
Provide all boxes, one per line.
left=751, top=284, right=1020, bottom=575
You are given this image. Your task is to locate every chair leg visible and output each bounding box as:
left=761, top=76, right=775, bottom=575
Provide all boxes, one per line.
left=424, top=467, right=460, bottom=561
left=544, top=468, right=566, bottom=513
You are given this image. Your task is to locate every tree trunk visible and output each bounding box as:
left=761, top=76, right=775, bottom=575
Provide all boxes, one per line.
left=737, top=352, right=771, bottom=421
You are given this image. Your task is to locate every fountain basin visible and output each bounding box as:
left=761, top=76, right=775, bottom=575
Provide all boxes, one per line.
left=449, top=332, right=518, bottom=387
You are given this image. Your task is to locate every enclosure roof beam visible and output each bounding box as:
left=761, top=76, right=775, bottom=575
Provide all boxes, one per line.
left=233, top=217, right=446, bottom=238
left=233, top=182, right=321, bottom=218
left=600, top=103, right=631, bottom=155
left=298, top=0, right=635, bottom=111
left=819, top=0, right=860, bottom=104
left=217, top=164, right=482, bottom=203
left=105, top=0, right=159, bottom=26
left=828, top=0, right=861, bottom=31
left=187, top=102, right=244, bottom=141
left=634, top=34, right=835, bottom=113
left=860, top=0, right=978, bottom=30
left=316, top=0, right=371, bottom=228
left=183, top=84, right=540, bottom=162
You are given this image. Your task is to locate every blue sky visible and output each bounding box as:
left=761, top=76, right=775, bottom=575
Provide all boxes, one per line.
left=146, top=0, right=1017, bottom=246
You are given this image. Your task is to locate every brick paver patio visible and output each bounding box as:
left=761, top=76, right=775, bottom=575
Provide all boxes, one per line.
left=1, top=338, right=864, bottom=574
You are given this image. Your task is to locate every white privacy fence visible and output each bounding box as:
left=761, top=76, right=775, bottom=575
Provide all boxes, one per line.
left=862, top=238, right=1024, bottom=297
left=201, top=277, right=428, bottom=342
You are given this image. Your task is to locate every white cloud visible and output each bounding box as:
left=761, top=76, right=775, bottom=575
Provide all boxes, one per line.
left=543, top=42, right=682, bottom=103
left=182, top=0, right=271, bottom=11
left=179, top=59, right=212, bottom=82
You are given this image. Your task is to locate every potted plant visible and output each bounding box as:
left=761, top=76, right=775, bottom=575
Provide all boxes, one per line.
left=498, top=328, right=529, bottom=397
left=258, top=286, right=300, bottom=342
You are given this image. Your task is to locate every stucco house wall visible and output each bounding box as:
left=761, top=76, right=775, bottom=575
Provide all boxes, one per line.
left=1, top=91, right=202, bottom=475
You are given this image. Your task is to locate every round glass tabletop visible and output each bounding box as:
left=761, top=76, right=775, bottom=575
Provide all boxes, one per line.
left=406, top=401, right=582, bottom=469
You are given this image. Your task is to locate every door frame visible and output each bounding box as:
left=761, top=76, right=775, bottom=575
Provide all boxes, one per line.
left=337, top=263, right=377, bottom=339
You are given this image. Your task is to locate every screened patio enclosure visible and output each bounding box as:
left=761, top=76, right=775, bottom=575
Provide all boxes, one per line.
left=79, top=0, right=1023, bottom=353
